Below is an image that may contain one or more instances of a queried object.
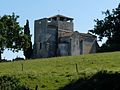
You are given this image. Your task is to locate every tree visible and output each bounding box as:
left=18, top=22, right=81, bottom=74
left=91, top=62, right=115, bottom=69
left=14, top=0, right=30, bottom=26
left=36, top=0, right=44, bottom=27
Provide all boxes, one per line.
left=89, top=4, right=120, bottom=52
left=0, top=13, right=30, bottom=60
left=23, top=20, right=32, bottom=59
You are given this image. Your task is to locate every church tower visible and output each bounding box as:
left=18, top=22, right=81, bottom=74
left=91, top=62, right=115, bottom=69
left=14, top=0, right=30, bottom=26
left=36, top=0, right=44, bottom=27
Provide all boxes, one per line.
left=33, top=15, right=74, bottom=58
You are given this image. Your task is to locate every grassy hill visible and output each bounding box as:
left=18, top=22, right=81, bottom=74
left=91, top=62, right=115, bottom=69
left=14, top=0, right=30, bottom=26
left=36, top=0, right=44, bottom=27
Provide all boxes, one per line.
left=0, top=52, right=120, bottom=89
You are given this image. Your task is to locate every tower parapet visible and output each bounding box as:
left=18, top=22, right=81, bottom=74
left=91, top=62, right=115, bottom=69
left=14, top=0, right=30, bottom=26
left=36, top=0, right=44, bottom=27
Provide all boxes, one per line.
left=47, top=14, right=74, bottom=32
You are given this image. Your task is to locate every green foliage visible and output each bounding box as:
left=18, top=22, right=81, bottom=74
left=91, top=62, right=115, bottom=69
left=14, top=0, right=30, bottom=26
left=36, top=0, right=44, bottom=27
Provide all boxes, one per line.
left=0, top=13, right=30, bottom=59
left=90, top=3, right=120, bottom=51
left=23, top=20, right=32, bottom=59
left=0, top=75, right=29, bottom=90
left=0, top=52, right=120, bottom=89
left=0, top=13, right=21, bottom=50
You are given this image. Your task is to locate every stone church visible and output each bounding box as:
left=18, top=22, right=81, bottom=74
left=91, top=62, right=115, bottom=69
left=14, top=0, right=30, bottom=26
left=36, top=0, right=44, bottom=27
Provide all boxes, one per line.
left=33, top=14, right=97, bottom=58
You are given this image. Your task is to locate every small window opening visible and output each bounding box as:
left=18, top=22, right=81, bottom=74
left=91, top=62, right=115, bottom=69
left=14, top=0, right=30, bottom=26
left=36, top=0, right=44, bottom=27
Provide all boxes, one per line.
left=40, top=43, right=42, bottom=50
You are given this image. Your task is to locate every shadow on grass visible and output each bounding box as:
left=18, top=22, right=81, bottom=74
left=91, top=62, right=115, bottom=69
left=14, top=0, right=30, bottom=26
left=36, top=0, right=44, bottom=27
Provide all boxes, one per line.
left=59, top=70, right=120, bottom=90
left=0, top=75, right=29, bottom=90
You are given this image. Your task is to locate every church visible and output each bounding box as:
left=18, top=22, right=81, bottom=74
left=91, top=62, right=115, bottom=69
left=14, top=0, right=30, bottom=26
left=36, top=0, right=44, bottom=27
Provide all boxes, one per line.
left=33, top=14, right=97, bottom=58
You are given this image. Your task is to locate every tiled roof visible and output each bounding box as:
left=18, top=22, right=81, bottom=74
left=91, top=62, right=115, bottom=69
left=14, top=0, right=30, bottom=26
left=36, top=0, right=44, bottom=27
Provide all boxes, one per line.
left=79, top=33, right=96, bottom=38
left=58, top=32, right=73, bottom=38
left=58, top=31, right=96, bottom=39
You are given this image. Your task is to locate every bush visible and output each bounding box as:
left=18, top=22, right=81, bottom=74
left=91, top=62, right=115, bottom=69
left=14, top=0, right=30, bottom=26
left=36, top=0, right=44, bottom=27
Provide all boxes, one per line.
left=0, top=75, right=29, bottom=90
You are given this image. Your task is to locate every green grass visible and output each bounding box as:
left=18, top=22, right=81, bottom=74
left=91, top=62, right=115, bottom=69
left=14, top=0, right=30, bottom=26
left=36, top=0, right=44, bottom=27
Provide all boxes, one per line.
left=0, top=52, right=120, bottom=89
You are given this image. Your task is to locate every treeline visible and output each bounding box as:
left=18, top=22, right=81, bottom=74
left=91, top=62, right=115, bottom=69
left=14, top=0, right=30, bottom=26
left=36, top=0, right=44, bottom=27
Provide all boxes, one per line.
left=90, top=3, right=120, bottom=52
left=0, top=13, right=32, bottom=60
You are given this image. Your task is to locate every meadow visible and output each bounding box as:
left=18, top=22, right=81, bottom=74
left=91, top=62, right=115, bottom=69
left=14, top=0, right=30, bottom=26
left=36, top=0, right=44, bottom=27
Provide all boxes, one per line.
left=0, top=52, right=120, bottom=90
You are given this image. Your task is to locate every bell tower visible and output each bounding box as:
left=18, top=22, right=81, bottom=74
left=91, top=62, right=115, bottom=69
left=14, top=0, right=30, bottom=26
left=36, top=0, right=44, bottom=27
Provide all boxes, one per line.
left=33, top=15, right=74, bottom=58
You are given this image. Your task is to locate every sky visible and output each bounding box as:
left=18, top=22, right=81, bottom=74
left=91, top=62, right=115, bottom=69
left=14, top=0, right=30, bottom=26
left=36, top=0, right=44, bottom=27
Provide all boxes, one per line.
left=0, top=0, right=120, bottom=60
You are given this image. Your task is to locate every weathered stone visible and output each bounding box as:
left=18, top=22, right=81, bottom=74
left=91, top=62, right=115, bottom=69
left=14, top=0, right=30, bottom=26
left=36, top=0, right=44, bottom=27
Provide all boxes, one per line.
left=33, top=14, right=97, bottom=58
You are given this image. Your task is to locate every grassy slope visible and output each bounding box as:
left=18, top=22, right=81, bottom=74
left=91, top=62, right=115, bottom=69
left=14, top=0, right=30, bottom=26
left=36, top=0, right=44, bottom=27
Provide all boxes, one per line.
left=0, top=52, right=120, bottom=89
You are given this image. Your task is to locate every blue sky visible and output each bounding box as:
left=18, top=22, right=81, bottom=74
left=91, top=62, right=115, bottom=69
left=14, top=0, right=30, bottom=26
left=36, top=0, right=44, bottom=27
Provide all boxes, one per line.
left=1, top=0, right=120, bottom=60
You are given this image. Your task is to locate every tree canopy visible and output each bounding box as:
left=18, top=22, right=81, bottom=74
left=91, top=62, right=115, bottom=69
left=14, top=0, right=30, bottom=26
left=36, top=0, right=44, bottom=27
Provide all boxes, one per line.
left=90, top=4, right=120, bottom=52
left=0, top=13, right=30, bottom=59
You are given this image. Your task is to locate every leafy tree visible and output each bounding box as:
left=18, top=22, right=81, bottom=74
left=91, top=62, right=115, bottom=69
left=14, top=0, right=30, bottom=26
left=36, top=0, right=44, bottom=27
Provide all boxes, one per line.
left=0, top=13, right=30, bottom=60
left=23, top=20, right=32, bottom=59
left=90, top=4, right=120, bottom=52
